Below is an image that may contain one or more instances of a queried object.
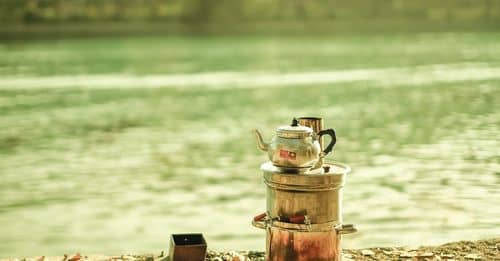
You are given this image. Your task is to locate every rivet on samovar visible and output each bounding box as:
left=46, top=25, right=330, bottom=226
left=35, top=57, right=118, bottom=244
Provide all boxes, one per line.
left=251, top=117, right=357, bottom=261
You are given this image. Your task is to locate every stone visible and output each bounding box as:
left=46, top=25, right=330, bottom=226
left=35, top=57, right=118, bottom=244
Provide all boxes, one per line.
left=68, top=254, right=82, bottom=261
left=232, top=254, right=245, bottom=261
left=418, top=252, right=434, bottom=257
left=399, top=251, right=417, bottom=258
left=464, top=254, right=482, bottom=260
left=441, top=253, right=455, bottom=258
left=361, top=249, right=375, bottom=256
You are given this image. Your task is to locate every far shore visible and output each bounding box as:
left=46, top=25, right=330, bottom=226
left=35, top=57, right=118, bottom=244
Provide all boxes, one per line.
left=1, top=20, right=499, bottom=40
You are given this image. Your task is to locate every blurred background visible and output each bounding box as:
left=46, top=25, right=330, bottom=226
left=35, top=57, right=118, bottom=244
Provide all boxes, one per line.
left=0, top=0, right=499, bottom=257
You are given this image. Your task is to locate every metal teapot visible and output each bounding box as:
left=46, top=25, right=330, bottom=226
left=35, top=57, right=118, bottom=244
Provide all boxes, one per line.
left=253, top=118, right=336, bottom=169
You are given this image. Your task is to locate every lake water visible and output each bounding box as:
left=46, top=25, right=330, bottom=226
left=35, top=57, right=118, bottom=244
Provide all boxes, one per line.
left=0, top=32, right=499, bottom=257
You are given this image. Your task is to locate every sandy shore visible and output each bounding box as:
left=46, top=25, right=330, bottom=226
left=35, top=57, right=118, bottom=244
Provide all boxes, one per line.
left=2, top=238, right=498, bottom=261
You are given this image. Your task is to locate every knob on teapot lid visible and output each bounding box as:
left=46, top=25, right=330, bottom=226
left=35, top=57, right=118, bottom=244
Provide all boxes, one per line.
left=276, top=118, right=313, bottom=138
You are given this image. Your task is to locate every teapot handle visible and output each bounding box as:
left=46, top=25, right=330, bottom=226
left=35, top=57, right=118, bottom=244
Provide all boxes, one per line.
left=317, top=128, right=336, bottom=155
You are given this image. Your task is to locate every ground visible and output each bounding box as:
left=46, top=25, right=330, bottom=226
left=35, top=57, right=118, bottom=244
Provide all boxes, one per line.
left=2, top=238, right=498, bottom=261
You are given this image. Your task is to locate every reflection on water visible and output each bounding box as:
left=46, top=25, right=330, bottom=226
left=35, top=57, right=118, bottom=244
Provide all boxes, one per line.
left=0, top=33, right=499, bottom=256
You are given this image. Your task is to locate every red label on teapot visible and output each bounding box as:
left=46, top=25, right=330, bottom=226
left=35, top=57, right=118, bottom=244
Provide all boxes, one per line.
left=279, top=149, right=296, bottom=160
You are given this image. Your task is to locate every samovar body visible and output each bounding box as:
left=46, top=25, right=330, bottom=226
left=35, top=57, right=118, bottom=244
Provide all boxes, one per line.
left=253, top=162, right=356, bottom=261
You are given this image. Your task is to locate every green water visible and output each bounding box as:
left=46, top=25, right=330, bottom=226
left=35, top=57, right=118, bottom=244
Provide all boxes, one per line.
left=0, top=33, right=499, bottom=257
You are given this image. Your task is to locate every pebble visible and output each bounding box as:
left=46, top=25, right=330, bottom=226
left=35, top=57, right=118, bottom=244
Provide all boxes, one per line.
left=441, top=253, right=455, bottom=258
left=361, top=249, right=375, bottom=256
left=207, top=250, right=244, bottom=261
left=232, top=254, right=245, bottom=261
left=418, top=252, right=434, bottom=257
left=399, top=252, right=417, bottom=258
left=464, top=254, right=482, bottom=260
left=68, top=253, right=82, bottom=261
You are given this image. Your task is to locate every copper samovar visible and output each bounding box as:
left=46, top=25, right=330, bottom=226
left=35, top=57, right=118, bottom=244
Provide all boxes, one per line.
left=252, top=117, right=356, bottom=261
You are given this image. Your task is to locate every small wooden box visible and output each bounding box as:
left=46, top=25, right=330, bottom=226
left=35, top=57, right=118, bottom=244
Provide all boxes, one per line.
left=168, top=233, right=207, bottom=261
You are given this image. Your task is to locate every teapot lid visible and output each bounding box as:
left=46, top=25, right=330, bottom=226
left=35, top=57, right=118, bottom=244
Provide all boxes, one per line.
left=276, top=118, right=313, bottom=138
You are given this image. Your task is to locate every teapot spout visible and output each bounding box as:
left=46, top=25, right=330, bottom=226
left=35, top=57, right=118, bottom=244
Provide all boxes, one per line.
left=253, top=129, right=269, bottom=152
